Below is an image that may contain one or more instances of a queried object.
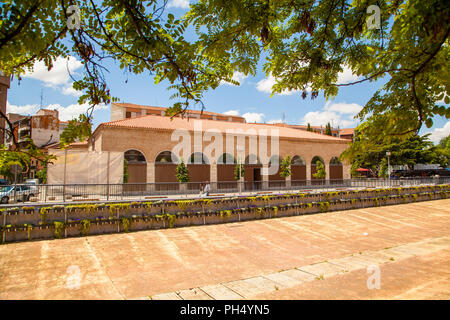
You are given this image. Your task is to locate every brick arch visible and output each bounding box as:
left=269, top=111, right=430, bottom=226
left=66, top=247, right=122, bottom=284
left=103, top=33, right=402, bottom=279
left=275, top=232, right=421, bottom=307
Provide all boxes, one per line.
left=187, top=152, right=210, bottom=189
left=311, top=155, right=325, bottom=183
left=291, top=155, right=307, bottom=185
left=124, top=149, right=147, bottom=190
left=154, top=150, right=178, bottom=187
left=329, top=156, right=343, bottom=182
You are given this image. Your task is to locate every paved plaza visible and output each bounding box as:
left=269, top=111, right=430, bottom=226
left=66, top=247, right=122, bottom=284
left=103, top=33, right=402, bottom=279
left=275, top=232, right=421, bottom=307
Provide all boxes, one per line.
left=0, top=199, right=449, bottom=299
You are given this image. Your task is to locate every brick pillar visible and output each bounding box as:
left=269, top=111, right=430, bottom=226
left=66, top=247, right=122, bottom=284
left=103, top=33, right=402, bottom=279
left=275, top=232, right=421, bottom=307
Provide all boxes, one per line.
left=0, top=75, right=10, bottom=144
left=146, top=162, right=155, bottom=192
left=262, top=164, right=269, bottom=189
left=343, top=163, right=351, bottom=179
left=325, top=162, right=330, bottom=183
left=210, top=162, right=217, bottom=191
left=306, top=162, right=311, bottom=186
left=286, top=174, right=291, bottom=189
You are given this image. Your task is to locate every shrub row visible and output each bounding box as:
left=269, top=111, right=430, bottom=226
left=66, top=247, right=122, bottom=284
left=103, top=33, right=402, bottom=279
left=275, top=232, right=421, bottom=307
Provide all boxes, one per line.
left=0, top=188, right=448, bottom=243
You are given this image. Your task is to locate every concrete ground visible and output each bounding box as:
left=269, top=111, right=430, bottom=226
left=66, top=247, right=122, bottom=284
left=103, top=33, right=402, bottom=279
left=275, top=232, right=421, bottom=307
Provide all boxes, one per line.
left=0, top=199, right=449, bottom=300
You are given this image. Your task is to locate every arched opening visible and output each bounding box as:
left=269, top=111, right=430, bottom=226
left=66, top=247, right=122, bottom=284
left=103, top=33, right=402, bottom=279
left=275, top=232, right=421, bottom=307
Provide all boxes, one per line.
left=124, top=150, right=147, bottom=192
left=187, top=152, right=210, bottom=190
left=188, top=152, right=210, bottom=164
left=218, top=153, right=236, bottom=164
left=217, top=153, right=236, bottom=190
left=291, top=155, right=306, bottom=186
left=155, top=151, right=179, bottom=191
left=329, top=156, right=343, bottom=184
left=311, top=156, right=325, bottom=185
left=268, top=155, right=283, bottom=188
left=155, top=151, right=179, bottom=164
left=244, top=154, right=262, bottom=190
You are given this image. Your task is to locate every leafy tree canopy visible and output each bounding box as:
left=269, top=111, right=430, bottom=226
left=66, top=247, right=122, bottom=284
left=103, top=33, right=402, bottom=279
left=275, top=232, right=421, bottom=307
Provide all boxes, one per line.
left=186, top=0, right=449, bottom=135
left=325, top=122, right=332, bottom=136
left=341, top=119, right=448, bottom=176
left=313, top=160, right=326, bottom=179
left=0, top=0, right=448, bottom=157
left=176, top=160, right=190, bottom=183
left=234, top=163, right=245, bottom=180
left=279, top=156, right=291, bottom=178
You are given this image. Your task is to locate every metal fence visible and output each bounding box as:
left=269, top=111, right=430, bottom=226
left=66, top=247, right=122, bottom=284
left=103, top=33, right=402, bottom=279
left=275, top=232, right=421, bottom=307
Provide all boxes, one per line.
left=1, top=177, right=449, bottom=205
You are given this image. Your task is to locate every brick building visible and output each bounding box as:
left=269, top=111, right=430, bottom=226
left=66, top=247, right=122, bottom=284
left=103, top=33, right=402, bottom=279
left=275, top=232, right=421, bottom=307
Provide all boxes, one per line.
left=0, top=74, right=10, bottom=144
left=79, top=109, right=351, bottom=189
left=4, top=109, right=68, bottom=179
left=111, top=103, right=246, bottom=123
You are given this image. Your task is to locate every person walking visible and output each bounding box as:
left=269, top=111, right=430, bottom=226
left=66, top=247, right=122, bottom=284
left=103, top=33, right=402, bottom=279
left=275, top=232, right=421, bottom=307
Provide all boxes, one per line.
left=204, top=181, right=211, bottom=197
left=199, top=183, right=204, bottom=197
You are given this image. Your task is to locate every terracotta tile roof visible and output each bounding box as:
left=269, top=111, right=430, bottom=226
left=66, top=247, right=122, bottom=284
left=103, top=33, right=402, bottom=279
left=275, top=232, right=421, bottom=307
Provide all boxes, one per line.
left=44, top=140, right=89, bottom=149
left=96, top=114, right=349, bottom=143
left=339, top=128, right=355, bottom=135
left=113, top=103, right=245, bottom=120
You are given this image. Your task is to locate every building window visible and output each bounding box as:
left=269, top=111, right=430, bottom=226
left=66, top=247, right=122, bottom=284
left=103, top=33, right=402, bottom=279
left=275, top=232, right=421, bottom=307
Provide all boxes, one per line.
left=126, top=111, right=132, bottom=118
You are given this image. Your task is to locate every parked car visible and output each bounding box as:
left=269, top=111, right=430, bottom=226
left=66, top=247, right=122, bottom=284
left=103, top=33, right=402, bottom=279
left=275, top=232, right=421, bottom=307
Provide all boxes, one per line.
left=0, top=185, right=37, bottom=204
left=25, top=179, right=39, bottom=193
left=0, top=179, right=8, bottom=185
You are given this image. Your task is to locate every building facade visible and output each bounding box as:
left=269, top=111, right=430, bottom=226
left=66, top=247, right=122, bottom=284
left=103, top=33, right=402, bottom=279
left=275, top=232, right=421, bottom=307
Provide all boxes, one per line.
left=85, top=113, right=351, bottom=190
left=110, top=103, right=246, bottom=123
left=4, top=109, right=68, bottom=180
left=0, top=74, right=10, bottom=144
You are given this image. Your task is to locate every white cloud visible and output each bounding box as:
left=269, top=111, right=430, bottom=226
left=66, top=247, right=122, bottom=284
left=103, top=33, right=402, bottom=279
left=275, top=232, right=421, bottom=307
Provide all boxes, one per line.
left=23, top=56, right=83, bottom=86
left=337, top=65, right=361, bottom=85
left=242, top=112, right=264, bottom=123
left=256, top=74, right=310, bottom=96
left=48, top=103, right=108, bottom=121
left=6, top=101, right=108, bottom=121
left=257, top=65, right=360, bottom=95
left=220, top=72, right=248, bottom=86
left=428, top=122, right=450, bottom=143
left=301, top=101, right=363, bottom=128
left=22, top=56, right=84, bottom=97
left=325, top=101, right=363, bottom=114
left=61, top=84, right=83, bottom=97
left=167, top=0, right=190, bottom=9
left=6, top=101, right=39, bottom=115
left=223, top=110, right=240, bottom=116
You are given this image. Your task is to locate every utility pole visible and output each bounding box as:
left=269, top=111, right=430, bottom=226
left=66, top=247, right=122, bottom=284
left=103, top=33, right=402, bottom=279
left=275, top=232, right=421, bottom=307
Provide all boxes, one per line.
left=386, top=151, right=391, bottom=181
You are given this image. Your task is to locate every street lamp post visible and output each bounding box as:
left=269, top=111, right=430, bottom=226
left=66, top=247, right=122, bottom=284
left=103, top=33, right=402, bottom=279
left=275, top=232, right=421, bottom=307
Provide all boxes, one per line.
left=237, top=146, right=244, bottom=195
left=386, top=151, right=391, bottom=182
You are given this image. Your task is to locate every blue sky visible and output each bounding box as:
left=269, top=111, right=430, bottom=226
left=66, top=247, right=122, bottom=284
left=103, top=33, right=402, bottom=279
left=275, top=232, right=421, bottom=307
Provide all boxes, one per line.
left=5, top=0, right=449, bottom=143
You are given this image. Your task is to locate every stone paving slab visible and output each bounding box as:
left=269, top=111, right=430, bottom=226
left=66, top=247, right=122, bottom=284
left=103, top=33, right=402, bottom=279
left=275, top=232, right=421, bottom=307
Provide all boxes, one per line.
left=176, top=288, right=212, bottom=300
left=262, top=272, right=305, bottom=289
left=151, top=292, right=182, bottom=300
left=297, top=262, right=347, bottom=278
left=278, top=269, right=317, bottom=283
left=327, top=256, right=369, bottom=272
left=1, top=200, right=449, bottom=300
left=389, top=244, right=432, bottom=256
left=224, top=276, right=280, bottom=298
left=382, top=247, right=416, bottom=260
left=200, top=284, right=243, bottom=300
left=244, top=276, right=281, bottom=294
left=150, top=235, right=450, bottom=299
left=359, top=251, right=395, bottom=264
left=254, top=249, right=450, bottom=300
left=223, top=280, right=262, bottom=298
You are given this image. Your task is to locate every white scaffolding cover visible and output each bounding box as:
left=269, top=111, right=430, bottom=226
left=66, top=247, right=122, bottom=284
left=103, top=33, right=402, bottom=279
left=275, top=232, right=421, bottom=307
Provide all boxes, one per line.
left=48, top=150, right=124, bottom=184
